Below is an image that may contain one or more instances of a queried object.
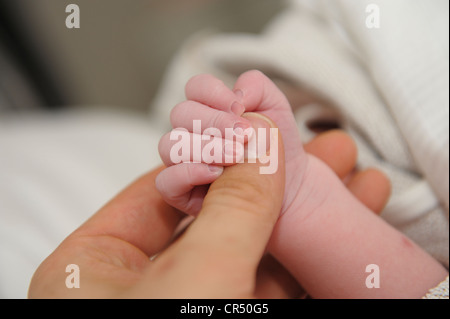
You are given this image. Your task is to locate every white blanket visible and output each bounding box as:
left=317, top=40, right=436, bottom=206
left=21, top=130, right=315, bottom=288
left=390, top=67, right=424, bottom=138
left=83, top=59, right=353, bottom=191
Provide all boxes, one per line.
left=0, top=0, right=448, bottom=299
left=0, top=110, right=163, bottom=298
left=151, top=0, right=449, bottom=267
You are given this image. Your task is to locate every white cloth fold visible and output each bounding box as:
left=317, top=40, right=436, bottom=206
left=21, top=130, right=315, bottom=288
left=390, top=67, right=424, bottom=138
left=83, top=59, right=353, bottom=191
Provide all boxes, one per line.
left=1, top=0, right=447, bottom=299
left=151, top=0, right=449, bottom=267
left=0, top=110, right=163, bottom=298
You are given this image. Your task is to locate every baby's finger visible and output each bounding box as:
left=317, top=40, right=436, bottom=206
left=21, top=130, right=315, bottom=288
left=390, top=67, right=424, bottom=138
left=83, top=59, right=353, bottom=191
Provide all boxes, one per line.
left=159, top=130, right=245, bottom=167
left=170, top=100, right=252, bottom=140
left=233, top=70, right=292, bottom=113
left=156, top=163, right=223, bottom=216
left=346, top=168, right=391, bottom=214
left=185, top=74, right=245, bottom=116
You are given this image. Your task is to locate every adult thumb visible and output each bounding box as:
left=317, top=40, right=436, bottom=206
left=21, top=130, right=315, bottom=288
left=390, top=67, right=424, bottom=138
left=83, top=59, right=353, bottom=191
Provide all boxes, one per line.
left=177, top=112, right=285, bottom=269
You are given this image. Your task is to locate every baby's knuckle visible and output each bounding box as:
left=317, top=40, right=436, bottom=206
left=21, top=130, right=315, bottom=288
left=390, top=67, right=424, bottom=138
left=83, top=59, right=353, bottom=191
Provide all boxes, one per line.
left=184, top=164, right=196, bottom=184
left=169, top=103, right=182, bottom=120
left=157, top=133, right=170, bottom=157
left=170, top=101, right=191, bottom=124
left=211, top=111, right=227, bottom=129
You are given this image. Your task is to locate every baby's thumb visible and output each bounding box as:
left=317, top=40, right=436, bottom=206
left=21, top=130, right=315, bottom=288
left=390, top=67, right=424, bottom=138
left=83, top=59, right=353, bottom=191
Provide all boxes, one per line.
left=181, top=112, right=285, bottom=267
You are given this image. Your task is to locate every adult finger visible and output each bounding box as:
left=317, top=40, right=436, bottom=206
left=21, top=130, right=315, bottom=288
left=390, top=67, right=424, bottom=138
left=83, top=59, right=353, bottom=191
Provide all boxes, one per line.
left=303, top=130, right=357, bottom=180
left=254, top=254, right=306, bottom=299
left=29, top=165, right=190, bottom=298
left=346, top=168, right=391, bottom=214
left=73, top=166, right=185, bottom=257
left=252, top=131, right=389, bottom=299
left=304, top=130, right=391, bottom=214
left=156, top=112, right=285, bottom=292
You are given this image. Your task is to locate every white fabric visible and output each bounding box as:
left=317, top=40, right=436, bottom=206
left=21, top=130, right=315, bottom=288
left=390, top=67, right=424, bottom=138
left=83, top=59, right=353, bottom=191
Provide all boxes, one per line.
left=0, top=0, right=448, bottom=299
left=0, top=110, right=163, bottom=298
left=423, top=275, right=449, bottom=299
left=151, top=0, right=449, bottom=267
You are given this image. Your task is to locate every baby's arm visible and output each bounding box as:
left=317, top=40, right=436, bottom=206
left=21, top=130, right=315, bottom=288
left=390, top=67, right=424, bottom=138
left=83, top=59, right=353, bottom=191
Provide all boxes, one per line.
left=269, top=155, right=448, bottom=298
left=230, top=71, right=447, bottom=298
left=157, top=71, right=448, bottom=298
left=233, top=71, right=447, bottom=298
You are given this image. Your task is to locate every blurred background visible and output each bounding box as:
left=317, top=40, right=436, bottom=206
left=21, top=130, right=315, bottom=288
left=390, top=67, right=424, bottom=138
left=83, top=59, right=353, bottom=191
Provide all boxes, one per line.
left=0, top=0, right=287, bottom=298
left=0, top=0, right=285, bottom=112
left=0, top=0, right=448, bottom=299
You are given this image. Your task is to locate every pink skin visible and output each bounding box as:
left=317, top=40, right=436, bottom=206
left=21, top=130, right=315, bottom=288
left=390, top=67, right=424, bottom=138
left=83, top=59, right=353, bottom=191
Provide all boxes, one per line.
left=157, top=72, right=303, bottom=214
left=157, top=75, right=253, bottom=215
left=157, top=71, right=448, bottom=298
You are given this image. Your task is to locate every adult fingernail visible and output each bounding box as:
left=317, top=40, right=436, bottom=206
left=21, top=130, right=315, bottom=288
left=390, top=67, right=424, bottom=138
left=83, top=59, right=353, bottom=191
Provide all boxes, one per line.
left=242, top=113, right=276, bottom=159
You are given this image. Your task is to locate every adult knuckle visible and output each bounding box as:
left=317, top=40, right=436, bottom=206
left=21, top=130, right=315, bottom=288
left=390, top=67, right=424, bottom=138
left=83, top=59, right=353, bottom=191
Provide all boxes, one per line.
left=213, top=174, right=272, bottom=210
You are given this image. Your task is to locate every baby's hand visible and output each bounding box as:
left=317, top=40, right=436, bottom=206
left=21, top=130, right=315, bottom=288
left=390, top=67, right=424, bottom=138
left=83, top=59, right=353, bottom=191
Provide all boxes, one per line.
left=156, top=74, right=255, bottom=216
left=157, top=70, right=307, bottom=217
left=156, top=71, right=449, bottom=299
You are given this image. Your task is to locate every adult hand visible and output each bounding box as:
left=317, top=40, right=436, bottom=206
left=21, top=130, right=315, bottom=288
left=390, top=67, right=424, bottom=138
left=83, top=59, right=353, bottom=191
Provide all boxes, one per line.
left=28, top=113, right=285, bottom=298
left=28, top=125, right=389, bottom=298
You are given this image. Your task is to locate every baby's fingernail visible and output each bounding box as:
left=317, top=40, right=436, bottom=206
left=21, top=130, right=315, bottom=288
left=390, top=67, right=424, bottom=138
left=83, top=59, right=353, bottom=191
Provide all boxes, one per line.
left=223, top=141, right=244, bottom=163
left=231, top=101, right=245, bottom=116
left=208, top=165, right=224, bottom=174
